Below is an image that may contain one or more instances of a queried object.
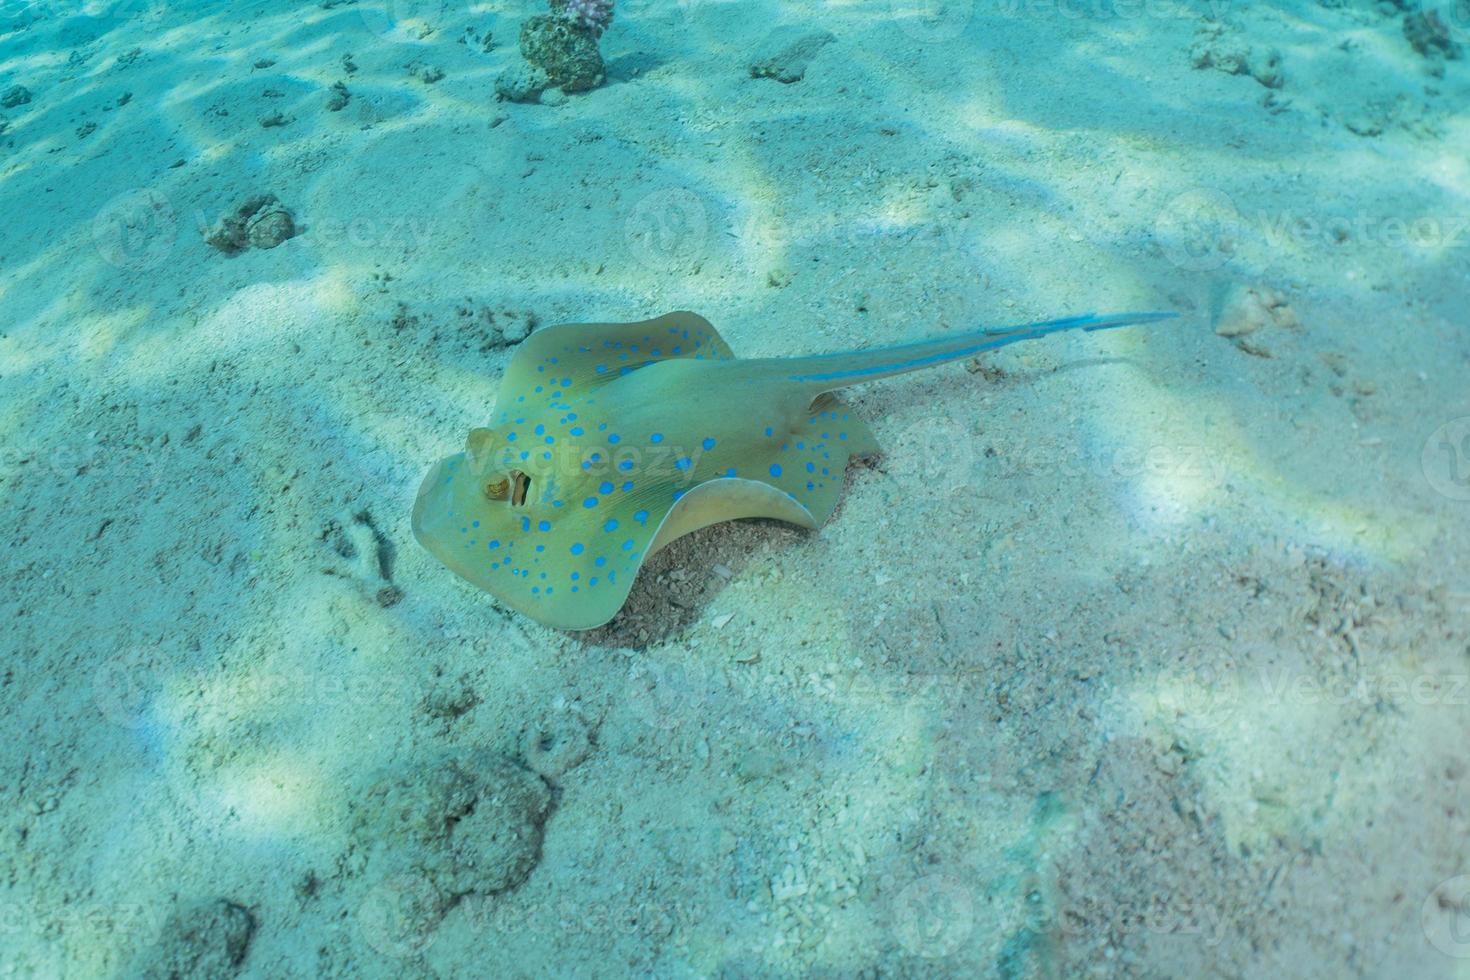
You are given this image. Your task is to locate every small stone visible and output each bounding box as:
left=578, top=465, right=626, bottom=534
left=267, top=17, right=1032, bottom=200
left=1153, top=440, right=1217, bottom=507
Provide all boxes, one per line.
left=207, top=194, right=298, bottom=254
left=1, top=85, right=31, bottom=108
left=130, top=899, right=255, bottom=980
left=247, top=208, right=296, bottom=249
left=539, top=86, right=569, bottom=107
left=520, top=15, right=604, bottom=92
left=495, top=62, right=552, bottom=103
left=354, top=750, right=552, bottom=902
left=326, top=81, right=350, bottom=112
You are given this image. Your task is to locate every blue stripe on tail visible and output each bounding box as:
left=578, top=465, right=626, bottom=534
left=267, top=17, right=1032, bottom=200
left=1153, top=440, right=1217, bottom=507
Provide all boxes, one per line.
left=787, top=311, right=1177, bottom=384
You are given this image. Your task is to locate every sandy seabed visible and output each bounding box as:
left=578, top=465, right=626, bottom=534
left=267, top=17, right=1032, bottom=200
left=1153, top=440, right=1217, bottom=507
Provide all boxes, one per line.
left=1, top=0, right=1469, bottom=976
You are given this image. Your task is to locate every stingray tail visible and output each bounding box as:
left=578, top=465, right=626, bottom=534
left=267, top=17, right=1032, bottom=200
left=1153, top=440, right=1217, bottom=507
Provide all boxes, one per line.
left=780, top=311, right=1177, bottom=389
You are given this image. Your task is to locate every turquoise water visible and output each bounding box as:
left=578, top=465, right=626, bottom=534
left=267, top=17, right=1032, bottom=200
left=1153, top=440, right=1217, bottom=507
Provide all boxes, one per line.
left=2, top=0, right=1468, bottom=976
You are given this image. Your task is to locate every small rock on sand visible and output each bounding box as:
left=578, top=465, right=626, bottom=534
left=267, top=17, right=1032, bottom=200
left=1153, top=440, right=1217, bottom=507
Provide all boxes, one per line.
left=1215, top=283, right=1297, bottom=340
left=130, top=899, right=256, bottom=980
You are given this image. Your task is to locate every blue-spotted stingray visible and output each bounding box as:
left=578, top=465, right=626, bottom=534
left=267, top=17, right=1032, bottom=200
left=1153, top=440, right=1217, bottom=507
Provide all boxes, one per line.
left=413, top=310, right=1173, bottom=629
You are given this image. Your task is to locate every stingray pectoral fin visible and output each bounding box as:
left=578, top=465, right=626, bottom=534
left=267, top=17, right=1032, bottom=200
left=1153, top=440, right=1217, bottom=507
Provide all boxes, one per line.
left=498, top=311, right=737, bottom=405
left=646, top=478, right=818, bottom=558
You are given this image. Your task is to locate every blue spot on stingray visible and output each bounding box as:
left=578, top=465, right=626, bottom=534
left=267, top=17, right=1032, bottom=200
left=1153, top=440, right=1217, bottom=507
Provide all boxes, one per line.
left=571, top=543, right=585, bottom=555
left=561, top=378, right=571, bottom=387
left=535, top=544, right=545, bottom=552
left=650, top=433, right=664, bottom=443
left=595, top=556, right=606, bottom=567
left=571, top=572, right=579, bottom=581
left=725, top=467, right=737, bottom=477
left=604, top=518, right=619, bottom=532
left=608, top=433, right=620, bottom=443
left=806, top=462, right=815, bottom=473
left=570, top=427, right=584, bottom=436
left=673, top=489, right=685, bottom=501
left=520, top=517, right=530, bottom=532
left=770, top=464, right=783, bottom=477
left=488, top=540, right=501, bottom=549
left=764, top=426, right=773, bottom=436
left=599, top=481, right=613, bottom=494
left=622, top=539, right=635, bottom=550
left=595, top=364, right=607, bottom=373
left=702, top=437, right=716, bottom=450
left=674, top=456, right=691, bottom=471
left=839, top=432, right=848, bottom=440
left=535, top=386, right=543, bottom=393
left=583, top=497, right=598, bottom=508
left=619, top=459, right=634, bottom=471
left=538, top=520, right=551, bottom=531
left=634, top=509, right=649, bottom=525
left=520, top=451, right=529, bottom=460
left=506, top=432, right=517, bottom=441
left=534, top=424, right=545, bottom=435
left=471, top=520, right=480, bottom=528
left=621, top=481, right=634, bottom=491
left=796, top=441, right=805, bottom=449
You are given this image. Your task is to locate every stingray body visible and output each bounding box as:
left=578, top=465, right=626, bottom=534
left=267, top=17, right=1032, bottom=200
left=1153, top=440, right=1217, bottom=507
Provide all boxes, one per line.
left=412, top=309, right=1172, bottom=629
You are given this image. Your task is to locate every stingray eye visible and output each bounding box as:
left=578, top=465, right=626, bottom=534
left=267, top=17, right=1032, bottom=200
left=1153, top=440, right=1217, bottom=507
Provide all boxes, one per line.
left=483, top=477, right=509, bottom=500
left=509, top=469, right=530, bottom=506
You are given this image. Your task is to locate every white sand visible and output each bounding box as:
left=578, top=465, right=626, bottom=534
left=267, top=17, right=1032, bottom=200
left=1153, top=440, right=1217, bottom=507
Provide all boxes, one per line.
left=2, top=0, right=1468, bottom=975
